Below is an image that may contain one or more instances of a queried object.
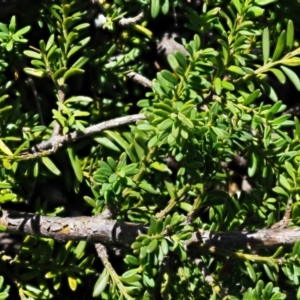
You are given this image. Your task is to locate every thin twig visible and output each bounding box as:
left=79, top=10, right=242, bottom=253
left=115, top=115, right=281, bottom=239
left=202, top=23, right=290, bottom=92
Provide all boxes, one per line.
left=271, top=198, right=293, bottom=229
left=30, top=113, right=146, bottom=153
left=194, top=258, right=227, bottom=297
left=127, top=71, right=152, bottom=88
left=51, top=85, right=66, bottom=138
left=95, top=243, right=133, bottom=300
left=119, top=12, right=144, bottom=26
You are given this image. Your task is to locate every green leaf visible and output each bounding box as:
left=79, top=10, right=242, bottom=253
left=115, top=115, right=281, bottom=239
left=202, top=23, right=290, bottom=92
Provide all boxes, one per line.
left=24, top=50, right=42, bottom=60
left=148, top=216, right=157, bottom=235
left=67, top=146, right=83, bottom=183
left=174, top=50, right=188, bottom=69
left=0, top=139, right=13, bottom=156
left=161, top=239, right=169, bottom=255
left=68, top=274, right=77, bottom=291
left=5, top=40, right=13, bottom=51
left=150, top=161, right=170, bottom=172
left=245, top=261, right=257, bottom=282
left=272, top=30, right=286, bottom=61
left=71, top=55, right=90, bottom=69
left=41, top=157, right=61, bottom=176
left=93, top=137, right=120, bottom=152
left=248, top=152, right=257, bottom=177
left=105, top=131, right=130, bottom=150
left=286, top=20, right=294, bottom=51
left=23, top=68, right=47, bottom=78
left=167, top=54, right=179, bottom=72
left=281, top=58, right=300, bottom=67
left=93, top=269, right=109, bottom=297
left=222, top=81, right=235, bottom=91
left=161, top=0, right=169, bottom=15
left=151, top=0, right=160, bottom=18
left=279, top=174, right=291, bottom=191
left=0, top=23, right=8, bottom=34
left=65, top=96, right=93, bottom=104
left=281, top=66, right=300, bottom=91
left=228, top=65, right=246, bottom=75
left=285, top=161, right=296, bottom=182
left=139, top=181, right=160, bottom=194
left=67, top=37, right=90, bottom=58
left=158, top=118, right=173, bottom=131
left=232, top=0, right=242, bottom=14
left=214, top=77, right=222, bottom=95
left=254, top=0, right=278, bottom=5
left=243, top=89, right=260, bottom=105
left=9, top=16, right=16, bottom=33
left=147, top=239, right=158, bottom=253
left=211, top=127, right=230, bottom=139
left=63, top=68, right=84, bottom=82
left=269, top=68, right=286, bottom=84
left=262, top=27, right=270, bottom=64
left=193, top=34, right=200, bottom=51
left=46, top=34, right=55, bottom=51
left=83, top=196, right=97, bottom=208
left=161, top=70, right=178, bottom=85
left=246, top=6, right=264, bottom=18
left=178, top=113, right=194, bottom=129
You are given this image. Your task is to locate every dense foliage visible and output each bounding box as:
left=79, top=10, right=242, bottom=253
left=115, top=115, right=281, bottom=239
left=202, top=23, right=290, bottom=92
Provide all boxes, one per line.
left=1, top=0, right=300, bottom=299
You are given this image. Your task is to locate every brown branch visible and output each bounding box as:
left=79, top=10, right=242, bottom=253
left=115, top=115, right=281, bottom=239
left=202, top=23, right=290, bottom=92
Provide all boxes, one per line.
left=188, top=227, right=300, bottom=249
left=1, top=209, right=300, bottom=250
left=0, top=209, right=147, bottom=246
left=30, top=113, right=146, bottom=153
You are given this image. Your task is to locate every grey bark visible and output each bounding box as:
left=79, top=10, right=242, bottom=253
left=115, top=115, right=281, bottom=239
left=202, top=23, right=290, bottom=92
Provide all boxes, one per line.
left=1, top=209, right=299, bottom=250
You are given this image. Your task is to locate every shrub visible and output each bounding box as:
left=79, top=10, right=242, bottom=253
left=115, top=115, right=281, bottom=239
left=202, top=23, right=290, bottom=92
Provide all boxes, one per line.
left=1, top=0, right=300, bottom=299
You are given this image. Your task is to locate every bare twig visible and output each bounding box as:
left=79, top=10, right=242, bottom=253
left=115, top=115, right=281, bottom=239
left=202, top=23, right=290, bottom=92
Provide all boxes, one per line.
left=30, top=113, right=146, bottom=153
left=127, top=71, right=152, bottom=88
left=119, top=12, right=144, bottom=26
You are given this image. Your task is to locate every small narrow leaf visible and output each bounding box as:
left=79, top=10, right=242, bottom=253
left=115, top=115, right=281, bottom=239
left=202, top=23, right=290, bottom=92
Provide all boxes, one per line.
left=93, top=270, right=109, bottom=297
left=0, top=139, right=13, bottom=156
left=161, top=0, right=170, bottom=15
left=214, top=77, right=222, bottom=95
left=269, top=68, right=286, bottom=84
left=262, top=27, right=270, bottom=64
left=67, top=146, right=83, bottom=182
left=279, top=174, right=291, bottom=191
left=286, top=20, right=294, bottom=51
left=151, top=0, right=160, bottom=18
left=243, top=89, right=260, bottom=105
left=272, top=30, right=286, bottom=61
left=23, top=50, right=42, bottom=60
left=281, top=58, right=300, bottom=67
left=228, top=65, right=246, bottom=75
left=41, top=157, right=61, bottom=176
left=68, top=275, right=77, bottom=291
left=232, top=0, right=242, bottom=14
left=23, top=68, right=47, bottom=78
left=248, top=152, right=257, bottom=177
left=281, top=66, right=300, bottom=91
